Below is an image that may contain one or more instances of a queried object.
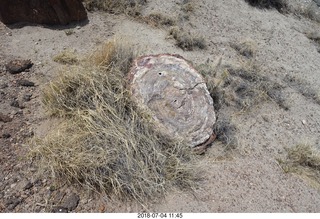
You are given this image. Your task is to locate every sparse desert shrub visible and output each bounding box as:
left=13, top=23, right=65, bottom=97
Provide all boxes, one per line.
left=146, top=13, right=176, bottom=27
left=181, top=0, right=196, bottom=13
left=198, top=60, right=288, bottom=111
left=279, top=144, right=320, bottom=187
left=169, top=26, right=206, bottom=51
left=31, top=40, right=199, bottom=203
left=227, top=65, right=288, bottom=110
left=53, top=50, right=79, bottom=65
left=82, top=0, right=146, bottom=16
left=244, top=0, right=288, bottom=13
left=213, top=117, right=238, bottom=149
left=284, top=75, right=320, bottom=105
left=232, top=40, right=257, bottom=59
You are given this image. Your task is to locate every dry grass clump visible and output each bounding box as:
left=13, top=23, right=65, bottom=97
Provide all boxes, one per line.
left=278, top=144, right=320, bottom=187
left=82, top=0, right=146, bottom=16
left=213, top=117, right=238, bottom=149
left=146, top=13, right=176, bottom=27
left=31, top=41, right=198, bottom=203
left=284, top=75, right=320, bottom=105
left=181, top=0, right=196, bottom=13
left=244, top=0, right=288, bottom=12
left=226, top=65, right=288, bottom=110
left=231, top=40, right=257, bottom=59
left=169, top=26, right=206, bottom=51
left=198, top=61, right=288, bottom=111
left=53, top=50, right=79, bottom=65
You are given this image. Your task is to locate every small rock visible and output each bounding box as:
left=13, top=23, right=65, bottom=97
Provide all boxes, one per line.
left=10, top=99, right=21, bottom=108
left=10, top=183, right=16, bottom=189
left=262, top=115, right=270, bottom=122
left=61, top=193, right=80, bottom=212
left=302, top=120, right=307, bottom=125
left=0, top=113, right=13, bottom=123
left=23, top=94, right=32, bottom=102
left=0, top=83, right=8, bottom=89
left=5, top=59, right=33, bottom=74
left=17, top=79, right=35, bottom=87
left=1, top=133, right=11, bottom=139
left=5, top=197, right=21, bottom=211
left=23, top=182, right=33, bottom=190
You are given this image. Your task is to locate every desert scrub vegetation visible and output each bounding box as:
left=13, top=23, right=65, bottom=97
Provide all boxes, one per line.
left=144, top=13, right=176, bottom=27
left=53, top=50, right=79, bottom=65
left=231, top=40, right=257, bottom=59
left=169, top=26, right=207, bottom=51
left=244, top=0, right=288, bottom=12
left=82, top=0, right=146, bottom=16
left=284, top=75, right=320, bottom=105
left=198, top=60, right=289, bottom=112
left=30, top=40, right=199, bottom=203
left=278, top=144, right=320, bottom=188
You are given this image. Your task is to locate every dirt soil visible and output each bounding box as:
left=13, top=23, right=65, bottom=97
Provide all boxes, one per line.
left=1, top=0, right=320, bottom=213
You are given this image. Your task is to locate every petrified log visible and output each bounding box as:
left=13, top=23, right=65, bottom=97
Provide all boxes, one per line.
left=129, top=54, right=216, bottom=147
left=0, top=0, right=87, bottom=25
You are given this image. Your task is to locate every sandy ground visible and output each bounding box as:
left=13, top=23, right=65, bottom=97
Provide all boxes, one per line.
left=1, top=0, right=320, bottom=212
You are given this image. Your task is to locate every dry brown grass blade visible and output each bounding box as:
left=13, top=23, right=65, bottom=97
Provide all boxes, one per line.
left=82, top=0, right=146, bottom=16
left=278, top=144, right=320, bottom=188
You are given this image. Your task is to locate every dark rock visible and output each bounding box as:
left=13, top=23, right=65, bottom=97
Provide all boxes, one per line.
left=0, top=0, right=88, bottom=25
left=10, top=99, right=21, bottom=108
left=23, top=182, right=33, bottom=190
left=23, top=94, right=32, bottom=102
left=0, top=113, right=13, bottom=123
left=5, top=60, right=33, bottom=74
left=1, top=133, right=11, bottom=139
left=5, top=197, right=21, bottom=211
left=61, top=193, right=80, bottom=212
left=0, top=83, right=8, bottom=89
left=17, top=79, right=35, bottom=87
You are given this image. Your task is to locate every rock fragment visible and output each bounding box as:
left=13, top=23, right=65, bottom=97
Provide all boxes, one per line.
left=17, top=79, right=35, bottom=87
left=0, top=113, right=13, bottom=123
left=5, top=60, right=33, bottom=74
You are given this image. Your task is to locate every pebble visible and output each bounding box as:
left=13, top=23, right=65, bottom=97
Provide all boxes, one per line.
left=302, top=120, right=307, bottom=125
left=0, top=113, right=13, bottom=123
left=10, top=183, right=16, bottom=189
left=62, top=193, right=80, bottom=212
left=23, top=182, right=33, bottom=190
left=17, top=79, right=35, bottom=87
left=23, top=94, right=32, bottom=102
left=0, top=83, right=8, bottom=89
left=10, top=100, right=20, bottom=108
left=1, top=133, right=11, bottom=139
